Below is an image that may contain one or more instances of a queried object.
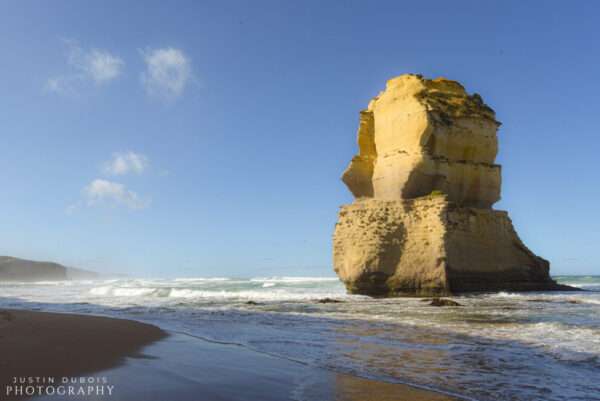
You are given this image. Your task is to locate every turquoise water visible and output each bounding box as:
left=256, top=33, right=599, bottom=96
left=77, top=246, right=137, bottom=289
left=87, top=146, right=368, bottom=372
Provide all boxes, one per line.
left=1, top=275, right=599, bottom=401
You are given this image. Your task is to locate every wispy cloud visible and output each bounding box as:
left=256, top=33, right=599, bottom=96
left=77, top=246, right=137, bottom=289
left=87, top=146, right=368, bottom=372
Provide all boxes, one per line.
left=45, top=39, right=124, bottom=95
left=103, top=151, right=149, bottom=176
left=44, top=75, right=79, bottom=96
left=83, top=49, right=124, bottom=84
left=140, top=47, right=191, bottom=100
left=83, top=179, right=149, bottom=210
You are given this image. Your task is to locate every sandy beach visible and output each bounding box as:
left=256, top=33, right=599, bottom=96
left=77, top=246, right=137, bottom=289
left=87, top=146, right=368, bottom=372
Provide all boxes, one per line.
left=0, top=309, right=166, bottom=400
left=0, top=308, right=460, bottom=401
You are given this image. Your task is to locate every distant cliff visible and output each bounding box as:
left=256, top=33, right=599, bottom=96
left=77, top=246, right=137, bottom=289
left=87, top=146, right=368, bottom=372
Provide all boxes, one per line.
left=0, top=256, right=98, bottom=281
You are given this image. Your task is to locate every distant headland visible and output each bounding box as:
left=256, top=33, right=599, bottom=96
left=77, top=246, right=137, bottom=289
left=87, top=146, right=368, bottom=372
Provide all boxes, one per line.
left=0, top=256, right=98, bottom=281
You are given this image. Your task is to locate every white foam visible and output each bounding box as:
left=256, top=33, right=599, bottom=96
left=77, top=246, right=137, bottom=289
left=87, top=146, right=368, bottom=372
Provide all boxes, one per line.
left=173, top=277, right=231, bottom=282
left=249, top=276, right=339, bottom=283
left=168, top=288, right=346, bottom=301
left=113, top=287, right=161, bottom=297
left=89, top=286, right=111, bottom=295
left=89, top=286, right=166, bottom=297
left=559, top=283, right=586, bottom=288
left=495, top=291, right=524, bottom=298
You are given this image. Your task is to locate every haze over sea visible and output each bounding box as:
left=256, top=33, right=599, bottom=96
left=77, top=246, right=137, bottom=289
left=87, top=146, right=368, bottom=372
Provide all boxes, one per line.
left=1, top=275, right=599, bottom=401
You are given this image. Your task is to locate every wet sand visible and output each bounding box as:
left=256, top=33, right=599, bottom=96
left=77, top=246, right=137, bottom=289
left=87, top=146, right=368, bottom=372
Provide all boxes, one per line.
left=1, top=309, right=461, bottom=401
left=0, top=309, right=167, bottom=400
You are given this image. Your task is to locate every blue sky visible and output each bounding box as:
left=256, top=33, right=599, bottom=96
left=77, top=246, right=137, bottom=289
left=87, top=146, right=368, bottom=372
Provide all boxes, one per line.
left=1, top=1, right=598, bottom=277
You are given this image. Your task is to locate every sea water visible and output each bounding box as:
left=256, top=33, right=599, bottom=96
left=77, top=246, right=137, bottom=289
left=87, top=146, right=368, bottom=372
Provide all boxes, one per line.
left=1, top=275, right=599, bottom=401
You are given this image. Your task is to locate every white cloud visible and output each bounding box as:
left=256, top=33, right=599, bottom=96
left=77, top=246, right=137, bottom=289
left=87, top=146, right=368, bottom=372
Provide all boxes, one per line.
left=45, top=40, right=124, bottom=94
left=103, top=151, right=149, bottom=176
left=83, top=179, right=149, bottom=210
left=84, top=49, right=124, bottom=84
left=141, top=47, right=191, bottom=100
left=44, top=75, right=78, bottom=96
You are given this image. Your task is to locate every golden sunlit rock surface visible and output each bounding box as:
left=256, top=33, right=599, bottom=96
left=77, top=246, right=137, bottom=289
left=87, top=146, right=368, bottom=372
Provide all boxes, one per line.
left=334, top=74, right=565, bottom=295
left=342, top=74, right=500, bottom=208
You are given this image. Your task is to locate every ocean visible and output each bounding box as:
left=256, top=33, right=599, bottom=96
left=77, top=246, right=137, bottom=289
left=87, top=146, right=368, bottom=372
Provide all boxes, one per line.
left=1, top=275, right=599, bottom=401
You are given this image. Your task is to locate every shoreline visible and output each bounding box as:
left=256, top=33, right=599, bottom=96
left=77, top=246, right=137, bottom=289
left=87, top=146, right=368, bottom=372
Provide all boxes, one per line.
left=0, top=308, right=462, bottom=401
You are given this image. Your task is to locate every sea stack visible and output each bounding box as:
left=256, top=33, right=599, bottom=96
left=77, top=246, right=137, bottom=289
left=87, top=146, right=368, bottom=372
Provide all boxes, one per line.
left=333, top=74, right=563, bottom=296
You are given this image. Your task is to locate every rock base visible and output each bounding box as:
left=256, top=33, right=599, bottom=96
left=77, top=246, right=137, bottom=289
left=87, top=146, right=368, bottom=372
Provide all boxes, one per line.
left=333, top=197, right=568, bottom=296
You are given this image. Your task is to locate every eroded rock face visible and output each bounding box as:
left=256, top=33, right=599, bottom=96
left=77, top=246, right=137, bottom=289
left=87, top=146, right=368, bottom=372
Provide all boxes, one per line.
left=334, top=74, right=563, bottom=295
left=342, top=75, right=500, bottom=208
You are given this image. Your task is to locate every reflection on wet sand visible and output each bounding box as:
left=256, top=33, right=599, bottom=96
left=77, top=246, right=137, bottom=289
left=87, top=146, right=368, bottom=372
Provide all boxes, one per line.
left=29, top=329, right=460, bottom=401
left=333, top=373, right=459, bottom=401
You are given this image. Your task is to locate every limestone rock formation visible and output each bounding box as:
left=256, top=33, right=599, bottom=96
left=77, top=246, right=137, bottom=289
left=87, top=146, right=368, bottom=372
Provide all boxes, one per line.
left=334, top=74, right=566, bottom=296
